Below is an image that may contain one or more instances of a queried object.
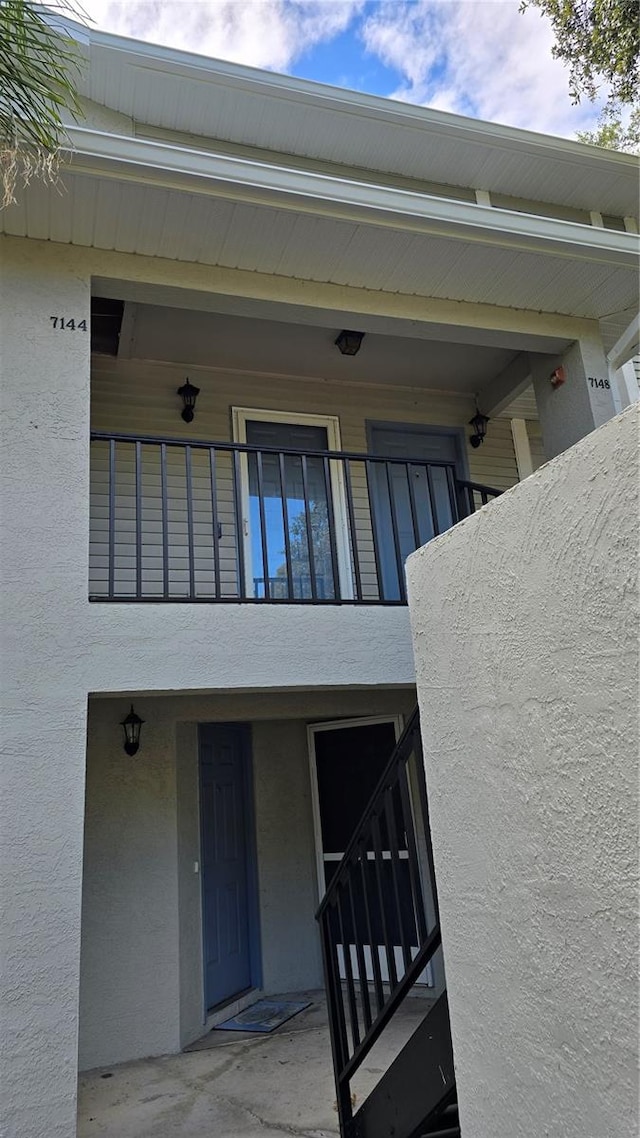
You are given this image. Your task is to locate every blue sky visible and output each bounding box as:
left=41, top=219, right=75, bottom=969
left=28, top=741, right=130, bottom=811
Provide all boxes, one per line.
left=81, top=1, right=604, bottom=139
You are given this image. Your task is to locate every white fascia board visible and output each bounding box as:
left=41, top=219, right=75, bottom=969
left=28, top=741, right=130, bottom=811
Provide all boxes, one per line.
left=82, top=28, right=638, bottom=177
left=607, top=314, right=640, bottom=369
left=66, top=128, right=638, bottom=267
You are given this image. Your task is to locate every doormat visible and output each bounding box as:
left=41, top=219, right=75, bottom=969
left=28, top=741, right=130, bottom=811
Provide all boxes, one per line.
left=215, top=998, right=312, bottom=1033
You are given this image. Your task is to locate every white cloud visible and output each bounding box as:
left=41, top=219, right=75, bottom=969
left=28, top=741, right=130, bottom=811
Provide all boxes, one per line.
left=77, top=0, right=602, bottom=138
left=80, top=0, right=364, bottom=71
left=359, top=0, right=602, bottom=137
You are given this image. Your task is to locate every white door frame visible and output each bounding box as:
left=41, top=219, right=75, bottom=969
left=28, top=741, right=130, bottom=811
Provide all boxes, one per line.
left=232, top=407, right=353, bottom=599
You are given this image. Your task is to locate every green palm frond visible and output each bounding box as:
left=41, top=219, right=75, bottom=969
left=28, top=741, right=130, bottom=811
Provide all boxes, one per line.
left=0, top=0, right=85, bottom=205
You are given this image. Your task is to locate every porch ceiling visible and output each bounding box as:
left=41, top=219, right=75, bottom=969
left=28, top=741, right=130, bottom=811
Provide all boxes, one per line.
left=3, top=168, right=637, bottom=326
left=106, top=300, right=522, bottom=392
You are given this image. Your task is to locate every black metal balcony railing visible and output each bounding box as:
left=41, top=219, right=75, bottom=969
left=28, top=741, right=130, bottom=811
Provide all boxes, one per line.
left=89, top=432, right=500, bottom=604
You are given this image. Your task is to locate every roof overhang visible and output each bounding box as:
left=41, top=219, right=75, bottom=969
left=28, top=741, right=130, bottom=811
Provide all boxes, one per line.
left=63, top=19, right=639, bottom=218
left=65, top=128, right=635, bottom=269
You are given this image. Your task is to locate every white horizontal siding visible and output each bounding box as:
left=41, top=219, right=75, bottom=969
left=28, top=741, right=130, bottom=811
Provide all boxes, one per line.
left=90, top=357, right=519, bottom=598
left=92, top=356, right=518, bottom=481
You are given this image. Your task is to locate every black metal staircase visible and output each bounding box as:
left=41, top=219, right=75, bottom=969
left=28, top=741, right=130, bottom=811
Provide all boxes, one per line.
left=316, top=709, right=460, bottom=1138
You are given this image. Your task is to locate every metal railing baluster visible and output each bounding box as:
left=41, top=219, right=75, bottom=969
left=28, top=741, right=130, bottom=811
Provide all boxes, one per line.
left=161, top=442, right=169, bottom=599
left=322, top=454, right=341, bottom=600
left=232, top=449, right=246, bottom=599
left=277, top=452, right=295, bottom=600
left=347, top=867, right=372, bottom=1032
left=335, top=885, right=360, bottom=1050
left=135, top=440, right=142, bottom=599
left=425, top=463, right=440, bottom=536
left=342, top=459, right=363, bottom=602
left=359, top=846, right=385, bottom=1015
left=185, top=445, right=195, bottom=600
left=254, top=451, right=271, bottom=601
left=384, top=460, right=407, bottom=602
left=365, top=459, right=385, bottom=602
left=208, top=447, right=221, bottom=599
left=370, top=812, right=398, bottom=991
left=108, top=439, right=115, bottom=599
left=299, top=454, right=319, bottom=601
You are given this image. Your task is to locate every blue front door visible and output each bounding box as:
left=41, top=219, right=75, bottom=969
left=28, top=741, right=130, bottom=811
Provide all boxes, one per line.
left=369, top=425, right=466, bottom=600
left=199, top=725, right=254, bottom=1011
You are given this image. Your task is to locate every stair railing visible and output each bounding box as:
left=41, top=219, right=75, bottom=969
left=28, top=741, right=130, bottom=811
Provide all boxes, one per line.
left=316, top=708, right=455, bottom=1138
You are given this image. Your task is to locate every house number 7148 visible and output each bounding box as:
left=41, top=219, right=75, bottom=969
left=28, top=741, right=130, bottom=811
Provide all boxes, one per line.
left=49, top=316, right=87, bottom=331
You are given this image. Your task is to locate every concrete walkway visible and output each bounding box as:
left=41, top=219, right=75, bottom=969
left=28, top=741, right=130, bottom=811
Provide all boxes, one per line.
left=78, top=991, right=433, bottom=1138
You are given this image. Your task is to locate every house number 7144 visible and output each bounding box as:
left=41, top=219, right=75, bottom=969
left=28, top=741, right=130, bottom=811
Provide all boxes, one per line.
left=49, top=316, right=87, bottom=331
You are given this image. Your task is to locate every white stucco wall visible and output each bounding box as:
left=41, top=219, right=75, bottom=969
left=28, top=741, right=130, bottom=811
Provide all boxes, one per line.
left=530, top=335, right=616, bottom=459
left=79, top=688, right=415, bottom=1070
left=0, top=239, right=91, bottom=1138
left=407, top=405, right=639, bottom=1138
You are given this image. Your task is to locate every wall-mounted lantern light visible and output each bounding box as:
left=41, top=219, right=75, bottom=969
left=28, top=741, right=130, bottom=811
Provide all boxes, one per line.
left=177, top=379, right=200, bottom=423
left=469, top=409, right=489, bottom=449
left=335, top=329, right=364, bottom=356
left=120, top=705, right=144, bottom=756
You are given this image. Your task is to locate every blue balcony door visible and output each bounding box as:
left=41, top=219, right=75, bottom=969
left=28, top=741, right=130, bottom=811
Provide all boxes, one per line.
left=199, top=725, right=257, bottom=1012
left=368, top=425, right=466, bottom=601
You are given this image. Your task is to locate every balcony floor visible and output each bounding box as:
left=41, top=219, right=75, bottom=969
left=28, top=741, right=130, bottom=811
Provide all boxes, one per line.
left=77, top=989, right=434, bottom=1137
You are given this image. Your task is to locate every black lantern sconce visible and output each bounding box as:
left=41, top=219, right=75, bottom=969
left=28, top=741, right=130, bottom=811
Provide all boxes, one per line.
left=120, top=705, right=144, bottom=756
left=177, top=378, right=200, bottom=423
left=335, top=329, right=364, bottom=356
left=469, top=409, right=489, bottom=449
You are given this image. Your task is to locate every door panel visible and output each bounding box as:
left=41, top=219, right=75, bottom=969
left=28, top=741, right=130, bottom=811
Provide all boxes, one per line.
left=199, top=725, right=254, bottom=1011
left=369, top=426, right=464, bottom=601
left=245, top=420, right=334, bottom=599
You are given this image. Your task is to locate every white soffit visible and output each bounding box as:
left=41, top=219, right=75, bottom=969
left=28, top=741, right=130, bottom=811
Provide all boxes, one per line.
left=2, top=169, right=636, bottom=324
left=73, top=26, right=640, bottom=218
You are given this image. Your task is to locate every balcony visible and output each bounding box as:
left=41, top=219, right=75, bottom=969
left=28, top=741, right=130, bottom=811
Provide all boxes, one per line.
left=89, top=432, right=499, bottom=604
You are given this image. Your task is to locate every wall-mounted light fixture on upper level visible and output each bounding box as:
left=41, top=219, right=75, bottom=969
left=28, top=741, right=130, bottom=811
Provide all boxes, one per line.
left=335, top=330, right=364, bottom=356
left=120, top=705, right=144, bottom=756
left=469, top=408, right=489, bottom=449
left=177, top=379, right=200, bottom=423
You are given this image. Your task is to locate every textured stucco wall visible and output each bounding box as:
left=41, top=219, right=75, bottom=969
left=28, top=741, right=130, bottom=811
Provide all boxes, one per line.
left=79, top=688, right=414, bottom=1069
left=407, top=405, right=639, bottom=1138
left=79, top=702, right=181, bottom=1070
left=0, top=241, right=91, bottom=1137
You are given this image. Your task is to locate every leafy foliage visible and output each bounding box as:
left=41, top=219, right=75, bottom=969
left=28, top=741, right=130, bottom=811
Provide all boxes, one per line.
left=521, top=0, right=639, bottom=105
left=0, top=1, right=83, bottom=206
left=521, top=0, right=639, bottom=151
left=576, top=103, right=640, bottom=151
